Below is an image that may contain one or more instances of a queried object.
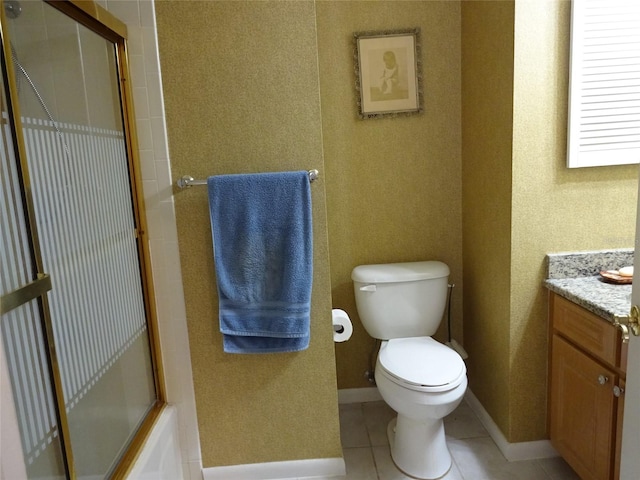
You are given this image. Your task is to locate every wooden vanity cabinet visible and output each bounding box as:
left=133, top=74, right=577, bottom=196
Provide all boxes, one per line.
left=548, top=293, right=627, bottom=480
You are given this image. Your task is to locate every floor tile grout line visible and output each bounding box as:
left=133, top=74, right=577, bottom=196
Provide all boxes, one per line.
left=449, top=448, right=463, bottom=480
left=371, top=446, right=382, bottom=480
left=361, top=402, right=383, bottom=480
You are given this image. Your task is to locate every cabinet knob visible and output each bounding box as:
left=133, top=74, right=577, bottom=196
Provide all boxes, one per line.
left=613, top=385, right=624, bottom=397
left=598, top=375, right=609, bottom=385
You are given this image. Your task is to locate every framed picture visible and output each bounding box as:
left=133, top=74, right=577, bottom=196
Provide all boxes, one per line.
left=354, top=28, right=423, bottom=119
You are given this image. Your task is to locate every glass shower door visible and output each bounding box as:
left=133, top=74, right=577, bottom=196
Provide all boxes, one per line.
left=0, top=56, right=66, bottom=480
left=1, top=1, right=160, bottom=478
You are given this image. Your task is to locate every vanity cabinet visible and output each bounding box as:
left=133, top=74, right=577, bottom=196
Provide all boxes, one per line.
left=549, top=293, right=627, bottom=480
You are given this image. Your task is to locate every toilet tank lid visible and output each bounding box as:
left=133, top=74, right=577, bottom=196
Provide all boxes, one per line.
left=351, top=261, right=449, bottom=284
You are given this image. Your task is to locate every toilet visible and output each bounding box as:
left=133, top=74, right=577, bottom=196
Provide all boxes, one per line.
left=352, top=260, right=467, bottom=480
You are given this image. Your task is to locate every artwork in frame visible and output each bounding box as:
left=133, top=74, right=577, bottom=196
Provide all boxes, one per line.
left=354, top=28, right=423, bottom=119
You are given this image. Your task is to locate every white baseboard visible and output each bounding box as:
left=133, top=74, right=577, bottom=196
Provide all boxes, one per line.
left=202, top=457, right=345, bottom=480
left=464, top=389, right=559, bottom=462
left=337, top=387, right=382, bottom=404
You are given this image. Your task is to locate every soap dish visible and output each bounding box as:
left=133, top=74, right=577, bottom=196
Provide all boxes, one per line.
left=599, top=270, right=633, bottom=284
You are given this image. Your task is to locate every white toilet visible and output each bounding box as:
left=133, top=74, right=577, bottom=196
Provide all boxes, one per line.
left=352, top=260, right=467, bottom=480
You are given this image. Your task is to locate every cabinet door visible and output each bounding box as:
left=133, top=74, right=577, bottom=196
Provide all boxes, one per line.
left=550, top=335, right=616, bottom=480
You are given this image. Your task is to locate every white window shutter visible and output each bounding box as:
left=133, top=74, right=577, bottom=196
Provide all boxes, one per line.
left=567, top=0, right=640, bottom=168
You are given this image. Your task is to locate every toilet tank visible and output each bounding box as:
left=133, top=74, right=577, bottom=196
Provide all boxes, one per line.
left=351, top=261, right=450, bottom=340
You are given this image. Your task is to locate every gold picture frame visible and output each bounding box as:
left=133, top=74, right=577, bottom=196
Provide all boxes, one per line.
left=354, top=28, right=423, bottom=119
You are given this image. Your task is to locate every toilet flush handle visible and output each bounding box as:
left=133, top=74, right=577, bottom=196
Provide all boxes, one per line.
left=359, top=284, right=377, bottom=292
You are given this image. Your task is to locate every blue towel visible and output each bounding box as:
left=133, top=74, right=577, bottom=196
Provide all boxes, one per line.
left=207, top=171, right=313, bottom=353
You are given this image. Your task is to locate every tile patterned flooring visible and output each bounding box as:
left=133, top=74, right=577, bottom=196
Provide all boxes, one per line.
left=325, top=399, right=581, bottom=480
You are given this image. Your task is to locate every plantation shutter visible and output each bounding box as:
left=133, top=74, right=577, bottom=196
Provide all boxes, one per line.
left=567, top=0, right=640, bottom=168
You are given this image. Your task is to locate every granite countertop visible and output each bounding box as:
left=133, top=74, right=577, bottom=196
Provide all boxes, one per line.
left=544, top=249, right=634, bottom=322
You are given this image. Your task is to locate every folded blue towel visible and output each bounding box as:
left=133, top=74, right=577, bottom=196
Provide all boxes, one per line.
left=207, top=171, right=313, bottom=353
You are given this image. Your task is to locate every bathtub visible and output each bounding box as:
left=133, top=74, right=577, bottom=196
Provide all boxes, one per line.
left=127, top=405, right=184, bottom=480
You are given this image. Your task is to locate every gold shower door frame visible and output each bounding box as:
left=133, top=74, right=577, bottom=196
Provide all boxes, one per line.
left=0, top=1, right=166, bottom=478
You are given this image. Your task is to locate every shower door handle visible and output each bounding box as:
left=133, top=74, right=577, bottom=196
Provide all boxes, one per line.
left=0, top=273, right=52, bottom=314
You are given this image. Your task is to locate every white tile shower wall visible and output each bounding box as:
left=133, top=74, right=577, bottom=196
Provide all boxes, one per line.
left=101, top=1, right=201, bottom=479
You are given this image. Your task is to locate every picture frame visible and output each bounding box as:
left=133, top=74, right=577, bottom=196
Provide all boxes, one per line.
left=354, top=28, right=423, bottom=119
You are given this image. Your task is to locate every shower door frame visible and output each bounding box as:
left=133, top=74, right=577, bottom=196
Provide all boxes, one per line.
left=0, top=0, right=166, bottom=478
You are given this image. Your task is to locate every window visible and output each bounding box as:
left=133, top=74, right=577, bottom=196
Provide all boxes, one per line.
left=567, top=0, right=640, bottom=168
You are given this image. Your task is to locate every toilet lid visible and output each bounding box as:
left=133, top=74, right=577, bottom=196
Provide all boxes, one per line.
left=378, top=337, right=466, bottom=392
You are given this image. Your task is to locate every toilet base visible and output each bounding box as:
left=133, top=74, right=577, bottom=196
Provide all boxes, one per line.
left=387, top=415, right=452, bottom=480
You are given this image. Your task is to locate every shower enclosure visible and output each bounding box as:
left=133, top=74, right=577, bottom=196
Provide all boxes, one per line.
left=0, top=1, right=163, bottom=478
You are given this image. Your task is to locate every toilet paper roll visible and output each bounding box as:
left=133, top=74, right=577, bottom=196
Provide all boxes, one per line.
left=332, top=309, right=353, bottom=342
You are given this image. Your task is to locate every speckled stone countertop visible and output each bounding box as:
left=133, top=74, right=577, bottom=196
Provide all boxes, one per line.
left=544, top=249, right=634, bottom=321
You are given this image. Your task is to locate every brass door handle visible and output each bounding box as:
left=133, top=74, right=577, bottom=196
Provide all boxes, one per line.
left=0, top=273, right=52, bottom=314
left=614, top=305, right=640, bottom=343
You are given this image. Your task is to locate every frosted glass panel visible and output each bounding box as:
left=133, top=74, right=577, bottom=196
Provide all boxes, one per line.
left=0, top=110, right=33, bottom=297
left=1, top=68, right=65, bottom=478
left=0, top=301, right=66, bottom=479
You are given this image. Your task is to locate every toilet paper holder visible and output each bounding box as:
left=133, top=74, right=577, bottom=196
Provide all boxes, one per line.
left=332, top=308, right=353, bottom=342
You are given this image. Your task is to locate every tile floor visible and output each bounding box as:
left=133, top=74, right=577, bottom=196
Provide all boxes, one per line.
left=326, top=398, right=581, bottom=480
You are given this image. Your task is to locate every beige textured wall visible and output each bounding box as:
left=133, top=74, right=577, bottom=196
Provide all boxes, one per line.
left=510, top=0, right=638, bottom=441
left=317, top=1, right=463, bottom=389
left=155, top=1, right=341, bottom=467
left=461, top=0, right=514, bottom=439
left=463, top=0, right=638, bottom=442
left=155, top=0, right=639, bottom=458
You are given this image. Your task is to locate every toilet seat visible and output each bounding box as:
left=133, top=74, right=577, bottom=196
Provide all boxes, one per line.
left=377, top=337, right=466, bottom=393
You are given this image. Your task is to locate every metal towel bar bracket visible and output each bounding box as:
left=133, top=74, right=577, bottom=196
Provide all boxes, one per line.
left=176, top=169, right=319, bottom=189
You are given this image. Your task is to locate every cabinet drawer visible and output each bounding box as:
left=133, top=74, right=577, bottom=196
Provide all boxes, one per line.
left=552, top=294, right=618, bottom=368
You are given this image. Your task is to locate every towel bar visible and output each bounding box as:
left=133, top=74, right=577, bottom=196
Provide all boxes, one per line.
left=176, top=169, right=319, bottom=189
